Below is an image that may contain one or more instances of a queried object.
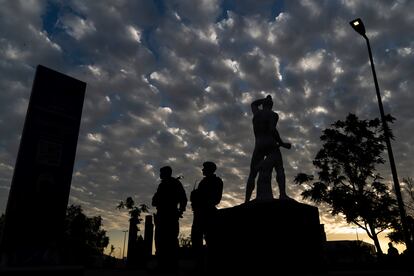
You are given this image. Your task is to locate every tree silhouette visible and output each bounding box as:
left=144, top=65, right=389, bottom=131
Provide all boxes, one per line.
left=1, top=207, right=108, bottom=265
left=401, top=177, right=414, bottom=217
left=178, top=234, right=192, bottom=249
left=61, top=204, right=109, bottom=265
left=388, top=177, right=414, bottom=245
left=294, top=113, right=399, bottom=255
left=117, top=197, right=149, bottom=265
left=117, top=197, right=149, bottom=230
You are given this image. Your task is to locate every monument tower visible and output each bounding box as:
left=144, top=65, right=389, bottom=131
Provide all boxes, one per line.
left=0, top=65, right=86, bottom=266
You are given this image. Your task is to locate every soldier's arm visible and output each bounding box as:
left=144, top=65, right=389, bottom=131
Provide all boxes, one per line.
left=178, top=182, right=187, bottom=214
left=152, top=191, right=159, bottom=207
left=212, top=178, right=223, bottom=206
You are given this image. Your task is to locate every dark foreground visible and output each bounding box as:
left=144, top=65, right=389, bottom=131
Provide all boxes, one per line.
left=1, top=266, right=412, bottom=276
left=86, top=269, right=413, bottom=276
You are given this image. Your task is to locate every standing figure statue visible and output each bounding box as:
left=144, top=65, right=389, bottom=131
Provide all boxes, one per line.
left=190, top=161, right=223, bottom=272
left=152, top=166, right=187, bottom=272
left=245, top=95, right=292, bottom=202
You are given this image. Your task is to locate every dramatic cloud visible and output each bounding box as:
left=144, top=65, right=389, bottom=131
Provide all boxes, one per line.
left=1, top=0, right=413, bottom=252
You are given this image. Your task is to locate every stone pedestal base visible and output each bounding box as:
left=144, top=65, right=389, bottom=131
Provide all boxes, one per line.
left=208, top=199, right=325, bottom=274
left=0, top=266, right=84, bottom=276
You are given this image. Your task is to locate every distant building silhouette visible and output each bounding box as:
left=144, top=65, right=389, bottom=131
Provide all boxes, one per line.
left=126, top=215, right=153, bottom=268
left=324, top=240, right=376, bottom=268
left=144, top=215, right=153, bottom=258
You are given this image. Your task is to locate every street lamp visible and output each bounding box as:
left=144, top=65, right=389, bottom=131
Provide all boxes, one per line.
left=349, top=18, right=411, bottom=251
left=122, top=230, right=128, bottom=261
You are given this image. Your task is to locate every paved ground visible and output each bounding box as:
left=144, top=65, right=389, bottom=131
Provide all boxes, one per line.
left=1, top=267, right=412, bottom=276
left=84, top=269, right=413, bottom=276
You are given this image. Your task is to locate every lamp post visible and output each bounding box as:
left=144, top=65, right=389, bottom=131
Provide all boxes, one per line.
left=349, top=18, right=411, bottom=251
left=122, top=230, right=128, bottom=261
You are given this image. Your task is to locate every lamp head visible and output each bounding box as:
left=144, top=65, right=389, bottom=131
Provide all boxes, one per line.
left=350, top=18, right=366, bottom=37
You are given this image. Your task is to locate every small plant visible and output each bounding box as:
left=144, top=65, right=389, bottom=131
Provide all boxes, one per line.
left=179, top=234, right=192, bottom=248
left=117, top=197, right=149, bottom=228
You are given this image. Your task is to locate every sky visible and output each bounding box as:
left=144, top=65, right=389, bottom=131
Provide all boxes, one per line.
left=1, top=0, right=413, bottom=256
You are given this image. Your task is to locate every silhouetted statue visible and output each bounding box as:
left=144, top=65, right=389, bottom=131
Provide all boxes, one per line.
left=245, top=95, right=291, bottom=202
left=387, top=242, right=399, bottom=257
left=191, top=161, right=223, bottom=272
left=152, top=166, right=187, bottom=272
left=191, top=162, right=223, bottom=249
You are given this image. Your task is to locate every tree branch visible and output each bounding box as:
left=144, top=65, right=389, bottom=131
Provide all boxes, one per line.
left=377, top=228, right=386, bottom=235
left=353, top=220, right=367, bottom=231
left=364, top=221, right=373, bottom=239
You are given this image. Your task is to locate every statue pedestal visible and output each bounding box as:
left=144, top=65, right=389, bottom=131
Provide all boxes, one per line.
left=208, top=199, right=325, bottom=274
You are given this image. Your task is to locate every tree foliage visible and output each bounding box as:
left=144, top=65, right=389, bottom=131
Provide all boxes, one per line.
left=178, top=234, right=192, bottom=248
left=61, top=204, right=109, bottom=264
left=295, top=114, right=399, bottom=255
left=117, top=197, right=149, bottom=228
left=0, top=205, right=109, bottom=265
left=117, top=197, right=149, bottom=265
left=401, top=177, right=414, bottom=217
left=388, top=177, right=414, bottom=244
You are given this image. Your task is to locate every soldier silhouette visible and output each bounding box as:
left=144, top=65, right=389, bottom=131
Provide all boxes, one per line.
left=152, top=166, right=187, bottom=272
left=387, top=242, right=399, bottom=257
left=190, top=161, right=223, bottom=269
left=245, top=95, right=291, bottom=202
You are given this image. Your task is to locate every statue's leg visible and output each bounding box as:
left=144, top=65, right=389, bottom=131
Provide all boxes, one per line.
left=256, top=156, right=273, bottom=201
left=245, top=148, right=264, bottom=202
left=273, top=148, right=291, bottom=200
left=276, top=166, right=287, bottom=198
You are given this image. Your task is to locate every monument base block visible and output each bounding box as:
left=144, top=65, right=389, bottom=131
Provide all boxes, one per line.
left=208, top=199, right=325, bottom=274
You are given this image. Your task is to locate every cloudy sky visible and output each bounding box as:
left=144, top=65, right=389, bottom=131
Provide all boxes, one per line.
left=1, top=0, right=413, bottom=255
